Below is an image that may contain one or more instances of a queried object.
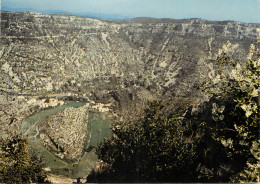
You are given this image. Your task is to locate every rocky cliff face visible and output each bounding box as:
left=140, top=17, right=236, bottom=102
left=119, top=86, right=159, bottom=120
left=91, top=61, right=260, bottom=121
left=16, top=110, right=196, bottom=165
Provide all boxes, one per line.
left=1, top=12, right=258, bottom=100
left=0, top=11, right=259, bottom=180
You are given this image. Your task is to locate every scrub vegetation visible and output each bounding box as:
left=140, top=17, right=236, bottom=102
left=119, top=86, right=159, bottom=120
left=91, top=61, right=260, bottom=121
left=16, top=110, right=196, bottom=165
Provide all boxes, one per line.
left=0, top=134, right=49, bottom=183
left=87, top=43, right=259, bottom=182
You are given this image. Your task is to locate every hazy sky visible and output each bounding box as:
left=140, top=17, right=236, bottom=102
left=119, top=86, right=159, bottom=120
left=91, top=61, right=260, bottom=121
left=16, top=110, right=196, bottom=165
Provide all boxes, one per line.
left=2, top=0, right=260, bottom=23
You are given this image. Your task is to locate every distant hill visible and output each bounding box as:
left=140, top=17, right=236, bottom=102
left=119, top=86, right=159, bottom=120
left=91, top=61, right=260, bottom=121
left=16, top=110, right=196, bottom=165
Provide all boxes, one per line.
left=1, top=6, right=132, bottom=20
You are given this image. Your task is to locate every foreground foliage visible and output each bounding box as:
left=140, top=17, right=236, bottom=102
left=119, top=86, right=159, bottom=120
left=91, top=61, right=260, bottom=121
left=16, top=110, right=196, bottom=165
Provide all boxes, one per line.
left=0, top=134, right=48, bottom=183
left=88, top=101, right=197, bottom=182
left=205, top=41, right=259, bottom=182
left=87, top=41, right=259, bottom=182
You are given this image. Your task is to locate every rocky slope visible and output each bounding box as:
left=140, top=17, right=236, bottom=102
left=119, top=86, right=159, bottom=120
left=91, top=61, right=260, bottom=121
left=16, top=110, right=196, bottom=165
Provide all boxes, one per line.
left=0, top=11, right=259, bottom=180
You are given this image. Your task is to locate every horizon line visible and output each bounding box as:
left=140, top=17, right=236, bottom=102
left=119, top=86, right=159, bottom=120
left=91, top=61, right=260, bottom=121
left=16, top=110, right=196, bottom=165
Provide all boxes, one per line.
left=1, top=9, right=259, bottom=25
left=1, top=6, right=260, bottom=24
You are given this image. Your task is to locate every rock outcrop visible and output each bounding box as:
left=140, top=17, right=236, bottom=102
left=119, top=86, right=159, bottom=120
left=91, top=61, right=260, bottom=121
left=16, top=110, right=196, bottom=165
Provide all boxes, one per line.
left=0, top=11, right=259, bottom=180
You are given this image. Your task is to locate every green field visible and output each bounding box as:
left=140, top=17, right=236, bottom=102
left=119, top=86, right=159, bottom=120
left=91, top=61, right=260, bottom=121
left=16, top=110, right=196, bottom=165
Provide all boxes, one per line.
left=20, top=101, right=112, bottom=178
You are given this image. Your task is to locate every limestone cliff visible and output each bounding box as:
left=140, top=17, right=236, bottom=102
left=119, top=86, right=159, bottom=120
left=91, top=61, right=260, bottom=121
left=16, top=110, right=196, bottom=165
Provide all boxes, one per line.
left=0, top=11, right=259, bottom=180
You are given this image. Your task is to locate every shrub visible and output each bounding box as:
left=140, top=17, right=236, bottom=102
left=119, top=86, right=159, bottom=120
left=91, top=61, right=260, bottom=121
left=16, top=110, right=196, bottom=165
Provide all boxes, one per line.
left=0, top=134, right=49, bottom=183
left=88, top=101, right=197, bottom=182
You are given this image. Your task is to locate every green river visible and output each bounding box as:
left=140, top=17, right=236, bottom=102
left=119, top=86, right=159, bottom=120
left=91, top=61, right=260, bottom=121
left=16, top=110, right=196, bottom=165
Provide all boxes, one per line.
left=19, top=101, right=112, bottom=178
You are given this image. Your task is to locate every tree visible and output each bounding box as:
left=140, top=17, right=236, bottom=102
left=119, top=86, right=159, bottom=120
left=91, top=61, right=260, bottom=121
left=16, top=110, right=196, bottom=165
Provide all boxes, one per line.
left=87, top=41, right=259, bottom=183
left=87, top=101, right=197, bottom=182
left=0, top=134, right=49, bottom=183
left=227, top=44, right=260, bottom=182
left=201, top=42, right=259, bottom=182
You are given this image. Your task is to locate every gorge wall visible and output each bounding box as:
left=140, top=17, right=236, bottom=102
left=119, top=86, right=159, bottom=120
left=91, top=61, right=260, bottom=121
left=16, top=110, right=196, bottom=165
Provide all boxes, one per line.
left=0, top=11, right=259, bottom=180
